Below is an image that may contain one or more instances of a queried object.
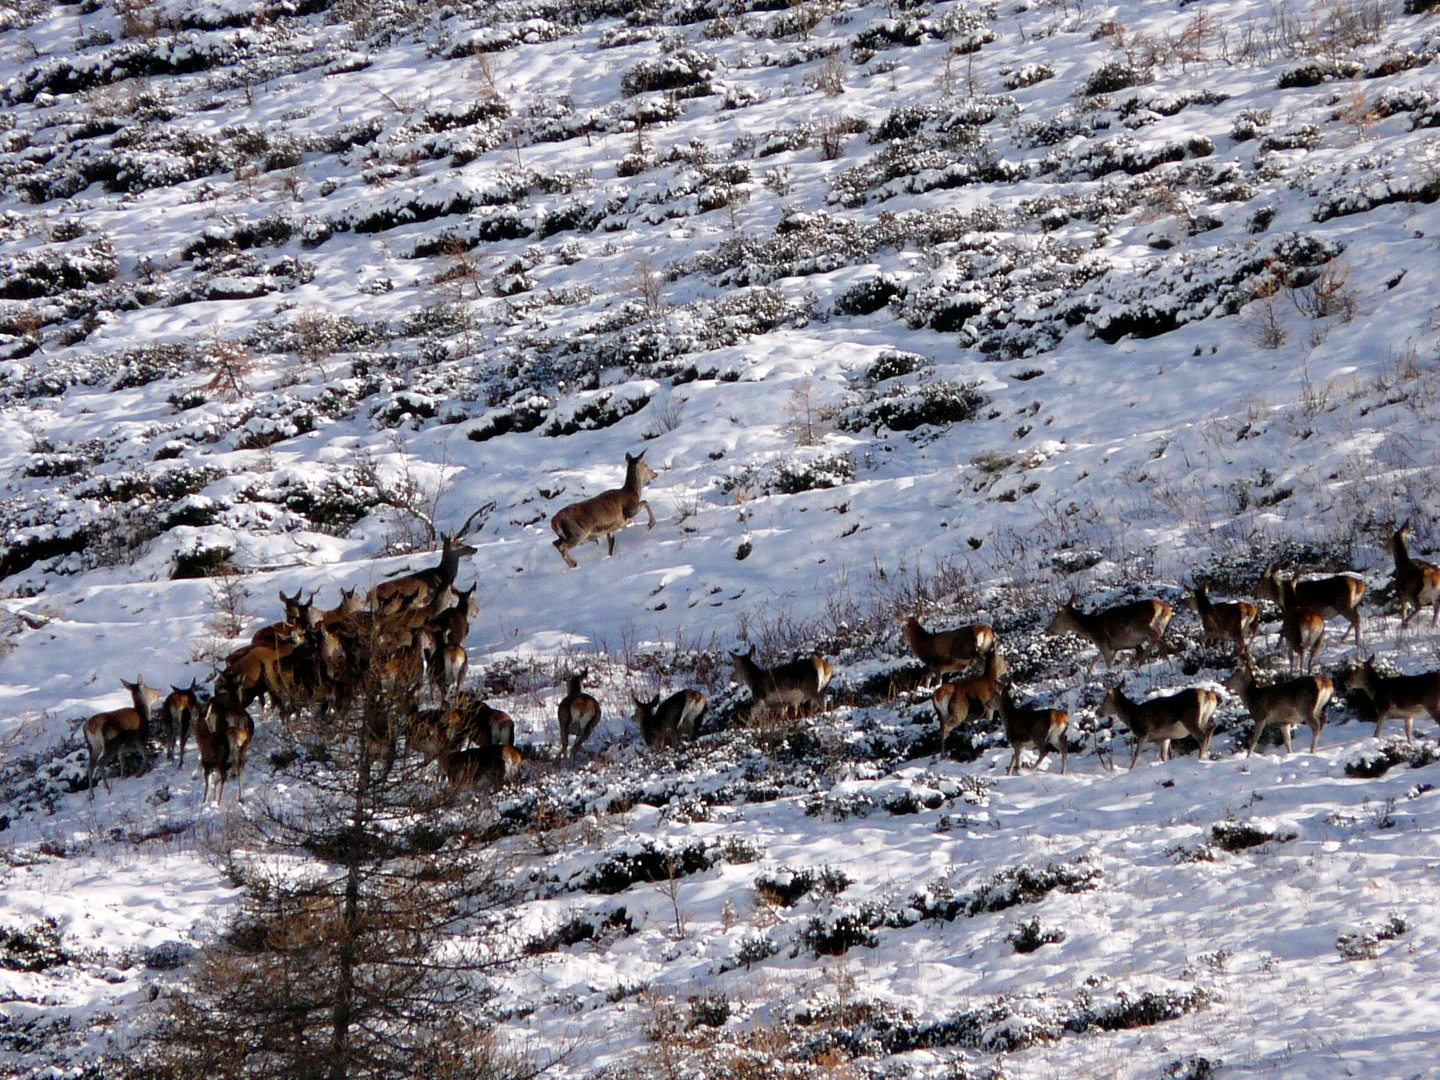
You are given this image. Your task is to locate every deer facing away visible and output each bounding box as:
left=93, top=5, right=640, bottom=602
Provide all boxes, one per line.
left=1045, top=596, right=1173, bottom=671
left=159, top=680, right=206, bottom=768
left=1256, top=563, right=1364, bottom=649
left=999, top=688, right=1068, bottom=775
left=551, top=449, right=658, bottom=568
left=932, top=648, right=1010, bottom=746
left=632, top=689, right=707, bottom=750
left=1275, top=575, right=1325, bottom=674
left=559, top=670, right=602, bottom=760
left=84, top=677, right=163, bottom=799
left=1098, top=682, right=1219, bottom=768
left=1190, top=585, right=1258, bottom=659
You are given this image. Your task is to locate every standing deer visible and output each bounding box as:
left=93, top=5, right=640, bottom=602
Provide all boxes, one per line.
left=1044, top=596, right=1173, bottom=670
left=371, top=532, right=477, bottom=614
left=83, top=677, right=163, bottom=800
left=729, top=647, right=834, bottom=720
left=1098, top=681, right=1219, bottom=768
left=1390, top=522, right=1440, bottom=627
left=632, top=689, right=708, bottom=750
left=1256, top=563, right=1364, bottom=649
left=1341, top=657, right=1440, bottom=742
left=437, top=744, right=523, bottom=797
left=194, top=687, right=254, bottom=803
left=558, top=670, right=601, bottom=760
left=550, top=449, right=658, bottom=568
left=452, top=695, right=515, bottom=747
left=1275, top=575, right=1325, bottom=674
left=998, top=688, right=1068, bottom=775
left=159, top=679, right=206, bottom=767
left=932, top=648, right=1010, bottom=746
left=1189, top=585, right=1258, bottom=659
left=900, top=617, right=995, bottom=685
left=1224, top=666, right=1334, bottom=755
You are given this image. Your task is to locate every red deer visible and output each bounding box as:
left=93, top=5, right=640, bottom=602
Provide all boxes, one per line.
left=1045, top=596, right=1173, bottom=671
left=998, top=688, right=1068, bottom=775
left=437, top=744, right=523, bottom=796
left=1390, top=522, right=1440, bottom=627
left=452, top=695, right=515, bottom=747
left=83, top=677, right=163, bottom=800
left=431, top=642, right=468, bottom=702
left=371, top=532, right=477, bottom=614
left=558, top=670, right=601, bottom=760
left=1224, top=666, right=1334, bottom=755
left=631, top=689, right=707, bottom=750
left=1256, top=563, right=1364, bottom=648
left=159, top=679, right=205, bottom=767
left=194, top=687, right=254, bottom=803
left=1276, top=575, right=1325, bottom=674
left=221, top=639, right=296, bottom=713
left=1189, top=585, right=1258, bottom=659
left=900, top=617, right=995, bottom=684
left=932, top=648, right=1010, bottom=745
left=1098, top=682, right=1219, bottom=768
left=551, top=449, right=658, bottom=568
left=729, top=647, right=834, bottom=720
left=1341, top=657, right=1440, bottom=742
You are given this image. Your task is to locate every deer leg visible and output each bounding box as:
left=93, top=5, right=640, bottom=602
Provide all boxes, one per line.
left=606, top=532, right=616, bottom=557
left=1007, top=747, right=1021, bottom=775
left=1128, top=738, right=1142, bottom=770
left=639, top=500, right=654, bottom=528
left=1405, top=717, right=1414, bottom=744
left=1034, top=744, right=1051, bottom=771
left=1281, top=724, right=1294, bottom=754
left=1247, top=720, right=1265, bottom=758
left=553, top=538, right=579, bottom=569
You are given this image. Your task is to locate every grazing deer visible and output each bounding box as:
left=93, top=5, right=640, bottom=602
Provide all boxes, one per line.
left=84, top=677, right=163, bottom=800
left=1044, top=596, right=1173, bottom=671
left=998, top=688, right=1068, bottom=775
left=371, top=532, right=477, bottom=614
left=1224, top=666, right=1334, bottom=755
left=632, top=689, right=708, bottom=750
left=438, top=744, right=523, bottom=796
left=1189, top=585, right=1258, bottom=659
left=558, top=670, right=601, bottom=760
left=159, top=679, right=206, bottom=767
left=221, top=639, right=295, bottom=713
left=1098, top=682, right=1219, bottom=768
left=1256, top=563, right=1364, bottom=649
left=900, top=617, right=995, bottom=684
left=932, top=648, right=1010, bottom=745
left=1390, top=522, right=1440, bottom=627
left=1340, top=657, right=1440, bottom=742
left=453, top=695, right=515, bottom=747
left=1276, top=575, right=1325, bottom=674
left=729, top=647, right=834, bottom=720
left=550, top=449, right=658, bottom=568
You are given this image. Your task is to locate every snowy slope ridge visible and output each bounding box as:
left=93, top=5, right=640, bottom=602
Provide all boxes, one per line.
left=1, top=0, right=1440, bottom=1075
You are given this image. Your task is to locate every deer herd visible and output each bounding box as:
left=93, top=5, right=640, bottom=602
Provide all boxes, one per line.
left=75, top=458, right=1440, bottom=807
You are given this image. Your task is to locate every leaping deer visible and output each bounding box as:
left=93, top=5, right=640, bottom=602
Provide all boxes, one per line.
left=550, top=449, right=658, bottom=568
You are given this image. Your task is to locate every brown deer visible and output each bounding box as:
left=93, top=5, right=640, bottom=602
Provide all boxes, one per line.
left=550, top=449, right=658, bottom=568
left=729, top=647, right=834, bottom=720
left=437, top=744, right=523, bottom=796
left=316, top=586, right=364, bottom=630
left=159, top=679, right=206, bottom=767
left=1390, top=522, right=1440, bottom=627
left=558, top=670, right=602, bottom=760
left=1275, top=575, right=1325, bottom=674
left=932, top=648, right=1010, bottom=746
left=194, top=687, right=253, bottom=803
left=1098, top=682, right=1219, bottom=768
left=431, top=642, right=468, bottom=702
left=1224, top=666, right=1334, bottom=755
left=631, top=689, right=708, bottom=750
left=900, top=617, right=995, bottom=684
left=998, top=688, right=1068, bottom=775
left=1341, top=657, right=1440, bottom=742
left=452, top=695, right=515, bottom=747
left=221, top=639, right=295, bottom=713
left=1256, top=564, right=1364, bottom=648
left=1189, top=585, right=1258, bottom=659
left=371, top=532, right=477, bottom=614
left=1044, top=596, right=1174, bottom=670
left=83, top=677, right=163, bottom=800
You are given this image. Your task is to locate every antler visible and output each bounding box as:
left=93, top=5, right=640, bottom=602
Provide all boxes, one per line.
left=457, top=501, right=496, bottom=540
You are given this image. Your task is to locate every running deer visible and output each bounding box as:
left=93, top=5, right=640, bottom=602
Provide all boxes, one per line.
left=1256, top=563, right=1364, bottom=649
left=1340, top=657, right=1440, bottom=742
left=900, top=617, right=995, bottom=684
left=632, top=689, right=708, bottom=750
left=84, top=677, right=163, bottom=800
left=932, top=648, right=1010, bottom=745
left=998, top=688, right=1068, bottom=775
left=550, top=449, right=658, bottom=568
left=1044, top=596, right=1173, bottom=670
left=1390, top=522, right=1440, bottom=627
left=558, top=670, right=601, bottom=760
left=1189, top=585, right=1258, bottom=659
left=1223, top=666, right=1334, bottom=755
left=371, top=532, right=477, bottom=614
left=1276, top=575, right=1325, bottom=674
left=159, top=679, right=206, bottom=767
left=1098, top=681, right=1219, bottom=768
left=729, top=647, right=834, bottom=719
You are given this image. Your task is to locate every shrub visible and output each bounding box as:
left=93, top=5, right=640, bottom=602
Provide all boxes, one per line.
left=799, top=902, right=890, bottom=956
left=1065, top=988, right=1211, bottom=1032
left=1210, top=820, right=1296, bottom=851
left=542, top=392, right=651, bottom=437
left=171, top=545, right=235, bottom=580
left=1083, top=60, right=1144, bottom=95
left=620, top=48, right=717, bottom=96
left=1007, top=917, right=1066, bottom=954
left=833, top=275, right=907, bottom=316
left=581, top=841, right=713, bottom=894
left=863, top=349, right=928, bottom=384
left=1336, top=914, right=1408, bottom=960
left=0, top=919, right=67, bottom=972
left=842, top=380, right=985, bottom=432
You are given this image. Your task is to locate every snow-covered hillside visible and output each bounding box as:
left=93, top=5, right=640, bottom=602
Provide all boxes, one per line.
left=2, top=0, right=1440, bottom=1075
